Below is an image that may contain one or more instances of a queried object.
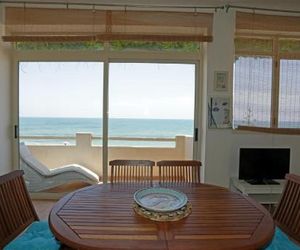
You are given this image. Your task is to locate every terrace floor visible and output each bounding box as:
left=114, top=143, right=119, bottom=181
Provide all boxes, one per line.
left=33, top=200, right=57, bottom=220
left=45, top=182, right=90, bottom=193
left=32, top=182, right=90, bottom=220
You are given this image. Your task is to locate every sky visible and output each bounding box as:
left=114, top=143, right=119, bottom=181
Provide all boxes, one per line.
left=19, top=62, right=195, bottom=119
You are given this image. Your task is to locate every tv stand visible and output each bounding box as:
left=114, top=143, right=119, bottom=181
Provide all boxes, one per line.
left=246, top=179, right=280, bottom=185
left=230, top=178, right=285, bottom=205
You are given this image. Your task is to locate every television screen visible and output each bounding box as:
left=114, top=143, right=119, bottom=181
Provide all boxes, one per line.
left=239, top=148, right=290, bottom=184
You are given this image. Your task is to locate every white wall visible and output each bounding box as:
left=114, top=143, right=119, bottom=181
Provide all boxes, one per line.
left=204, top=10, right=235, bottom=187
left=0, top=6, right=12, bottom=175
left=28, top=134, right=192, bottom=177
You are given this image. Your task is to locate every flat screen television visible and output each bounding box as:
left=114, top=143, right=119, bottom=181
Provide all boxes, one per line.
left=239, top=148, right=290, bottom=185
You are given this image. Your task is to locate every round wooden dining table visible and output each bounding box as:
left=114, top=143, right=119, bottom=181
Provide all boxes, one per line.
left=49, top=183, right=274, bottom=250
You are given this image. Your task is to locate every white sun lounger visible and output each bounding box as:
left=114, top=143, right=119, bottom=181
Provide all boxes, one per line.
left=19, top=142, right=99, bottom=192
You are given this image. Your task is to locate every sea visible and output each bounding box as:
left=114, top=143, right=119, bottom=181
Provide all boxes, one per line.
left=20, top=117, right=193, bottom=147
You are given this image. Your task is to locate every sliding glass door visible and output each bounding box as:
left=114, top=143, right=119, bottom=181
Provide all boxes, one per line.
left=17, top=58, right=199, bottom=192
left=108, top=62, right=196, bottom=180
left=19, top=61, right=103, bottom=193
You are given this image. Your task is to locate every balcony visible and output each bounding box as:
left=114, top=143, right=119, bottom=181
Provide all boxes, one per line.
left=21, top=133, right=193, bottom=183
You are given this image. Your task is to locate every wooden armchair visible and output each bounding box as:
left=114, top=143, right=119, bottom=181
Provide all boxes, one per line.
left=109, top=160, right=154, bottom=184
left=157, top=160, right=202, bottom=184
left=0, top=170, right=60, bottom=250
left=273, top=174, right=300, bottom=243
left=264, top=174, right=300, bottom=249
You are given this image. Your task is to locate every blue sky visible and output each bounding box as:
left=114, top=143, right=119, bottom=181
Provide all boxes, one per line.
left=19, top=62, right=195, bottom=119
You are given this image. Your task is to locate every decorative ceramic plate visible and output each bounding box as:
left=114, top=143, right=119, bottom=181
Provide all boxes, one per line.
left=133, top=188, right=188, bottom=212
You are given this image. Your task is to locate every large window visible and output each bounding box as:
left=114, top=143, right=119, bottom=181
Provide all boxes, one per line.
left=108, top=63, right=195, bottom=147
left=15, top=41, right=200, bottom=189
left=279, top=59, right=300, bottom=128
left=19, top=61, right=104, bottom=192
left=234, top=56, right=272, bottom=127
left=233, top=38, right=300, bottom=130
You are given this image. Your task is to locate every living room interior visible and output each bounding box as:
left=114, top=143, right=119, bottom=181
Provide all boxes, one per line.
left=1, top=0, right=299, bottom=188
left=0, top=0, right=300, bottom=249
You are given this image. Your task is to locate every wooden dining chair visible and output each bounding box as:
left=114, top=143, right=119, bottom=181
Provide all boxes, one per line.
left=0, top=170, right=60, bottom=250
left=273, top=174, right=300, bottom=242
left=109, top=159, right=155, bottom=184
left=264, top=174, right=300, bottom=249
left=157, top=160, right=202, bottom=184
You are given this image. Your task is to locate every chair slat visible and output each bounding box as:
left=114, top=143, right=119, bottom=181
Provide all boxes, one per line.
left=109, top=160, right=154, bottom=184
left=286, top=183, right=300, bottom=228
left=0, top=170, right=38, bottom=249
left=157, top=160, right=202, bottom=184
left=273, top=174, right=300, bottom=243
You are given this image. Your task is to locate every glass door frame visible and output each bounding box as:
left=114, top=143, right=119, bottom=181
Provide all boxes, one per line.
left=104, top=59, right=200, bottom=183
left=12, top=45, right=203, bottom=192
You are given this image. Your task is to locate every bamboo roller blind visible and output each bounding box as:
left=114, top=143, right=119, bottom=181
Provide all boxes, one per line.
left=236, top=11, right=300, bottom=37
left=3, top=7, right=213, bottom=42
left=234, top=12, right=300, bottom=130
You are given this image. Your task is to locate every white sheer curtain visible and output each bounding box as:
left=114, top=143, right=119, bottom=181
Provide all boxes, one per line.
left=279, top=59, right=300, bottom=128
left=233, top=56, right=273, bottom=127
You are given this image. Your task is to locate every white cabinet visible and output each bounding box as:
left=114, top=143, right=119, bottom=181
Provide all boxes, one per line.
left=230, top=178, right=285, bottom=205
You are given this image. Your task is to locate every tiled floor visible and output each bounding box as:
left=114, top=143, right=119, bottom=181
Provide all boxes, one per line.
left=44, top=182, right=90, bottom=193
left=33, top=200, right=57, bottom=220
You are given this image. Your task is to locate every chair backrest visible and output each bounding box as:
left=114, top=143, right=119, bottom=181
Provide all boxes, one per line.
left=109, top=160, right=154, bottom=184
left=0, top=170, right=38, bottom=249
left=273, top=174, right=300, bottom=243
left=157, top=160, right=202, bottom=184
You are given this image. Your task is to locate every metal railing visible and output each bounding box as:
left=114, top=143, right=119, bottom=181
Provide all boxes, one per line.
left=20, top=135, right=176, bottom=142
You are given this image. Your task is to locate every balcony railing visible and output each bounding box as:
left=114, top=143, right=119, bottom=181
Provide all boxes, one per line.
left=21, top=133, right=193, bottom=177
left=20, top=135, right=176, bottom=142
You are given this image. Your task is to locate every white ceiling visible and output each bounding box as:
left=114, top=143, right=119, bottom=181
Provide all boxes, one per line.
left=2, top=0, right=300, bottom=11
left=1, top=0, right=300, bottom=7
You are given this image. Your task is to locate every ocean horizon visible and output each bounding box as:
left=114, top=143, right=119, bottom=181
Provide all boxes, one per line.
left=19, top=117, right=194, bottom=147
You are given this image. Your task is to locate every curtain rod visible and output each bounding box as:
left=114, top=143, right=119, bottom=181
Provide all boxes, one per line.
left=226, top=4, right=300, bottom=14
left=0, top=0, right=224, bottom=11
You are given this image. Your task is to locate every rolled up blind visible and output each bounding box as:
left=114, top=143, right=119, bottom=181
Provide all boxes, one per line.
left=3, top=7, right=213, bottom=42
left=236, top=11, right=300, bottom=37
